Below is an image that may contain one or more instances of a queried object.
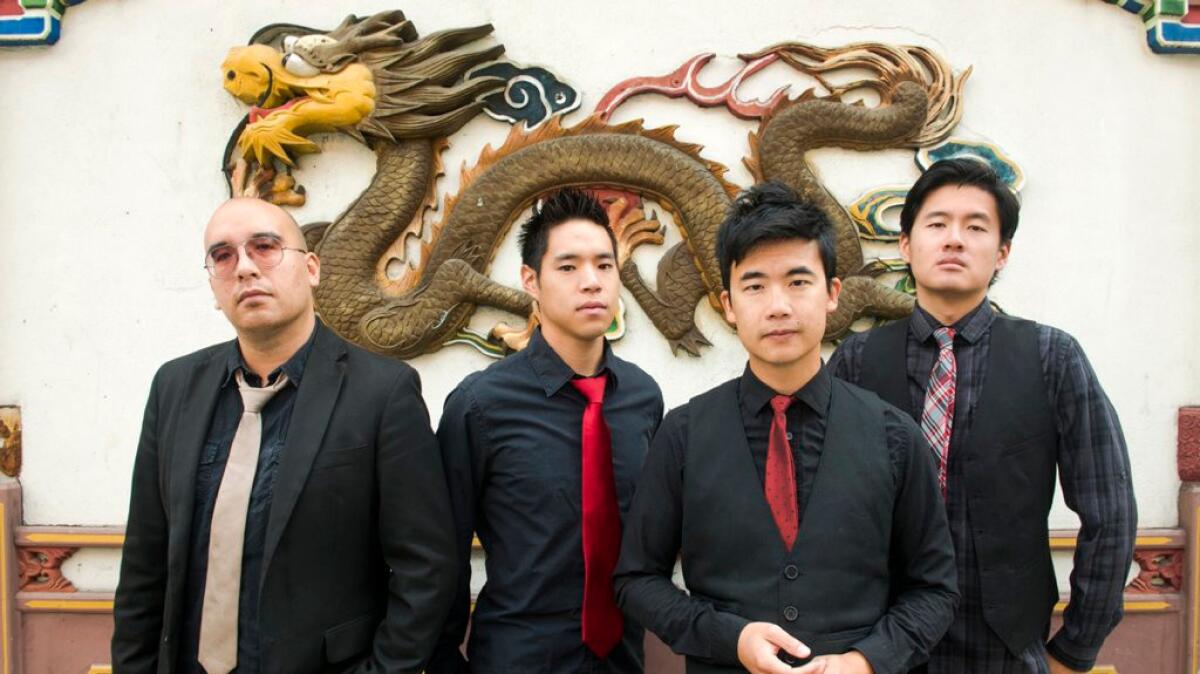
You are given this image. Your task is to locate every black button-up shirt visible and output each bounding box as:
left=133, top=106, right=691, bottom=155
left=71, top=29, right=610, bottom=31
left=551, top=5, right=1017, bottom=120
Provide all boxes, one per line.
left=430, top=329, right=663, bottom=674
left=176, top=327, right=316, bottom=674
left=830, top=300, right=1136, bottom=672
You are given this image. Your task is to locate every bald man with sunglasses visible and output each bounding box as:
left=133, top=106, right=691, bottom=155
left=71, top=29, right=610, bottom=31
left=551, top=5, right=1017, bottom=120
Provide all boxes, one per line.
left=113, top=198, right=457, bottom=673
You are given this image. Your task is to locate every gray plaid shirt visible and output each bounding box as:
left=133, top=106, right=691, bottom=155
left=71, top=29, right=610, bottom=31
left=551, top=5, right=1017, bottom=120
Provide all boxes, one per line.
left=829, top=301, right=1136, bottom=673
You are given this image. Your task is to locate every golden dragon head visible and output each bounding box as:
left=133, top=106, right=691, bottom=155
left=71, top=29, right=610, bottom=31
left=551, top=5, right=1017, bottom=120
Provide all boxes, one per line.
left=221, top=44, right=296, bottom=108
left=222, top=10, right=510, bottom=200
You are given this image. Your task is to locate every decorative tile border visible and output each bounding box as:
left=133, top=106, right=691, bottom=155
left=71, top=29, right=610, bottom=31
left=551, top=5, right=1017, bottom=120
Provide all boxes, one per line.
left=14, top=526, right=124, bottom=594
left=18, top=591, right=112, bottom=613
left=1, top=520, right=1184, bottom=672
left=16, top=526, right=123, bottom=548
left=0, top=0, right=86, bottom=48
left=1103, top=0, right=1200, bottom=54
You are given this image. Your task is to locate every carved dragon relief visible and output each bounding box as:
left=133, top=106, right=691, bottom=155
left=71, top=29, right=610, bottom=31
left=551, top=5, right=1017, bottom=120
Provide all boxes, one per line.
left=220, top=10, right=991, bottom=359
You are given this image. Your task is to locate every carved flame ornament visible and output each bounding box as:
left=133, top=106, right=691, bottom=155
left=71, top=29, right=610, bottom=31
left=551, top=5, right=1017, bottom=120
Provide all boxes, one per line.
left=220, top=10, right=1019, bottom=359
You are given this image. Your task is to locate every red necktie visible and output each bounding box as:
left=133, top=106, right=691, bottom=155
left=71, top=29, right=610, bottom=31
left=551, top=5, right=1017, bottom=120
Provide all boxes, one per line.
left=571, top=374, right=624, bottom=658
left=766, top=395, right=799, bottom=550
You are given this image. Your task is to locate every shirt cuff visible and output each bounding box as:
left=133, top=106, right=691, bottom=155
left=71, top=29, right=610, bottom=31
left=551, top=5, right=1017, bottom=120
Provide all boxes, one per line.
left=1046, top=631, right=1100, bottom=672
left=850, top=635, right=898, bottom=674
left=708, top=611, right=751, bottom=664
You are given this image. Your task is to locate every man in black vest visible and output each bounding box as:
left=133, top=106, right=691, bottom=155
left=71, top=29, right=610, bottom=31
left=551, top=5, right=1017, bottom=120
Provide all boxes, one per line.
left=615, top=182, right=957, bottom=674
left=829, top=159, right=1137, bottom=674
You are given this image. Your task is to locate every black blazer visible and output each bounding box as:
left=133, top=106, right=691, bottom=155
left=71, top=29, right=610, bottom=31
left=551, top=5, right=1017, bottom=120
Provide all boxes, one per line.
left=112, top=321, right=457, bottom=673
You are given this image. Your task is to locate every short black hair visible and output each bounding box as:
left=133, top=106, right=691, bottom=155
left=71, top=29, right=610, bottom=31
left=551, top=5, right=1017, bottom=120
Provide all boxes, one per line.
left=716, top=181, right=837, bottom=290
left=900, top=158, right=1020, bottom=243
left=518, top=188, right=616, bottom=271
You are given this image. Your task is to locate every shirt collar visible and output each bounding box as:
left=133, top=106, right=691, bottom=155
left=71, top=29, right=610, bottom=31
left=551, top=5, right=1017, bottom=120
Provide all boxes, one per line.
left=222, top=322, right=318, bottom=388
left=738, top=362, right=831, bottom=419
left=910, top=298, right=995, bottom=345
left=526, top=327, right=619, bottom=398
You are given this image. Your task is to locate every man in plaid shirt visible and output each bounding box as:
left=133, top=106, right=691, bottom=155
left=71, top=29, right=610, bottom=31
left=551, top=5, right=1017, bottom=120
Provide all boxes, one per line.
left=830, top=159, right=1136, bottom=674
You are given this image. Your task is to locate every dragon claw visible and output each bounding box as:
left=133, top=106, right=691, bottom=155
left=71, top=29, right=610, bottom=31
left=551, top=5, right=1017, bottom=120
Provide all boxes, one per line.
left=227, top=154, right=308, bottom=206
left=490, top=312, right=541, bottom=352
left=239, top=120, right=321, bottom=167
left=617, top=212, right=665, bottom=263
left=602, top=193, right=665, bottom=264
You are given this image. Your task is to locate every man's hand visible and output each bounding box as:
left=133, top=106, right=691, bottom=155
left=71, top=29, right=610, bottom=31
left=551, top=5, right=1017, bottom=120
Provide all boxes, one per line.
left=737, top=622, right=811, bottom=674
left=793, top=651, right=874, bottom=674
left=1047, top=653, right=1085, bottom=674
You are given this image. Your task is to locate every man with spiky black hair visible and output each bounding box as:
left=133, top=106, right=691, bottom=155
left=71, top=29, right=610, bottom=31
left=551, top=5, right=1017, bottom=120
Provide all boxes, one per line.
left=430, top=188, right=663, bottom=673
left=615, top=181, right=957, bottom=674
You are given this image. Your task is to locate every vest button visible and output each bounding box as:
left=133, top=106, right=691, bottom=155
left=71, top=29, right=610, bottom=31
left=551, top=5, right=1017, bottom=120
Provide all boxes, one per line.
left=783, top=564, right=799, bottom=580
left=783, top=606, right=799, bottom=622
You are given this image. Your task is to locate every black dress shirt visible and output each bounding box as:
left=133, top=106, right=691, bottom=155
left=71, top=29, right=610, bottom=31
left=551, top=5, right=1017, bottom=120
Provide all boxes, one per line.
left=430, top=329, right=664, bottom=674
left=176, top=327, right=316, bottom=674
left=830, top=300, right=1137, bottom=672
left=614, top=364, right=949, bottom=669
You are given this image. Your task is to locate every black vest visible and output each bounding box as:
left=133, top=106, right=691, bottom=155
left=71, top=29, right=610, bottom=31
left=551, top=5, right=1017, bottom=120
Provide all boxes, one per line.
left=859, top=315, right=1058, bottom=655
left=682, top=378, right=897, bottom=673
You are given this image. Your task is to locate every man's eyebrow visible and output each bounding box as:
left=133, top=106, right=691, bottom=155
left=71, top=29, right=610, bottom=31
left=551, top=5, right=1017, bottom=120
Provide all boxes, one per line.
left=206, top=232, right=282, bottom=254
left=549, top=249, right=614, bottom=260
left=737, top=266, right=815, bottom=282
left=922, top=209, right=992, bottom=221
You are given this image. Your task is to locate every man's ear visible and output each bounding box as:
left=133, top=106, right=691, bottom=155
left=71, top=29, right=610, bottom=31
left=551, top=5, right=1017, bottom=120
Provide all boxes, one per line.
left=720, top=289, right=736, bottom=328
left=826, top=276, right=842, bottom=313
left=520, top=264, right=540, bottom=301
left=898, top=232, right=911, bottom=264
left=994, top=240, right=1011, bottom=273
left=306, top=251, right=321, bottom=287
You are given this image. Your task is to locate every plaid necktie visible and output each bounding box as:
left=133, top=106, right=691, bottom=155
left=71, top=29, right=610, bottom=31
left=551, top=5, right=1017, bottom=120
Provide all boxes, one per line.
left=920, top=327, right=956, bottom=499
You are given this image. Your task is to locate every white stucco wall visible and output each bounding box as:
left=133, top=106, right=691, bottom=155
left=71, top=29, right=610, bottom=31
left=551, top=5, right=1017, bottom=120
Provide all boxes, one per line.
left=2, top=1, right=1198, bottom=590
